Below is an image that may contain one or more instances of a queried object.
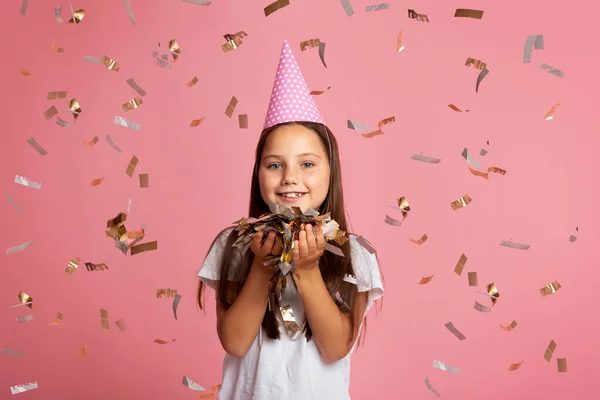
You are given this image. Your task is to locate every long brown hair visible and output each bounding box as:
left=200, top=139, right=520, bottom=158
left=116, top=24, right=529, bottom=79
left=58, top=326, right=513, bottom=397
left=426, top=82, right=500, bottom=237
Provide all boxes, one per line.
left=198, top=121, right=368, bottom=344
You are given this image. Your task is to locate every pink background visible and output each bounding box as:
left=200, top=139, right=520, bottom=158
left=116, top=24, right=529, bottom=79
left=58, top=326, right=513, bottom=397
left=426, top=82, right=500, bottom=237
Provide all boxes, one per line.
left=1, top=0, right=599, bottom=399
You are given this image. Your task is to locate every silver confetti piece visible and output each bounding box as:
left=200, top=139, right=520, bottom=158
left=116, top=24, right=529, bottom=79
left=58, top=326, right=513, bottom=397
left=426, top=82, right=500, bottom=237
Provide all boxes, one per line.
left=27, top=138, right=48, bottom=155
left=318, top=42, right=327, bottom=68
left=10, top=381, right=38, bottom=395
left=347, top=120, right=372, bottom=130
left=55, top=6, right=63, bottom=23
left=476, top=68, right=489, bottom=93
left=480, top=149, right=488, bottom=156
left=105, top=134, right=123, bottom=152
left=56, top=117, right=72, bottom=128
left=523, top=35, right=544, bottom=63
left=474, top=301, right=491, bottom=313
left=126, top=78, right=147, bottom=96
left=14, top=175, right=41, bottom=190
left=540, top=63, right=564, bottom=78
left=334, top=291, right=351, bottom=312
left=20, top=0, right=28, bottom=16
left=83, top=56, right=102, bottom=64
left=2, top=347, right=25, bottom=357
left=181, top=0, right=212, bottom=5
left=127, top=198, right=132, bottom=214
left=461, top=148, right=481, bottom=169
left=182, top=376, right=205, bottom=391
left=366, top=3, right=390, bottom=12
left=7, top=194, right=22, bottom=212
left=500, top=240, right=530, bottom=250
left=356, top=235, right=376, bottom=254
left=173, top=294, right=182, bottom=320
left=343, top=274, right=357, bottom=284
left=569, top=235, right=577, bottom=242
left=324, top=242, right=345, bottom=257
left=424, top=378, right=441, bottom=397
left=433, top=359, right=459, bottom=374
left=16, top=314, right=34, bottom=323
left=280, top=305, right=302, bottom=339
left=113, top=116, right=141, bottom=130
left=445, top=321, right=466, bottom=340
left=411, top=154, right=442, bottom=163
left=6, top=241, right=33, bottom=255
left=384, top=214, right=402, bottom=226
left=340, top=0, right=355, bottom=16
left=124, top=0, right=137, bottom=24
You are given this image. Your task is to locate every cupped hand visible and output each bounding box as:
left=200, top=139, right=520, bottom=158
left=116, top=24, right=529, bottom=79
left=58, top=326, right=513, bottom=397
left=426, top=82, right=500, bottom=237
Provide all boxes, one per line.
left=250, top=230, right=283, bottom=264
left=292, top=224, right=325, bottom=270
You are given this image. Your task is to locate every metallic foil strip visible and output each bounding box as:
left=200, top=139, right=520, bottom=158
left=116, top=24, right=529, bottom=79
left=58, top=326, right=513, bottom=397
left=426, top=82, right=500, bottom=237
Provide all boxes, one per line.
left=238, top=114, right=248, bottom=128
left=186, top=76, right=199, bottom=87
left=540, top=280, right=561, bottom=297
left=454, top=9, right=483, bottom=19
left=124, top=0, right=136, bottom=24
left=127, top=198, right=132, bottom=214
left=310, top=86, right=331, bottom=95
left=541, top=63, right=564, bottom=78
left=56, top=117, right=72, bottom=128
left=168, top=39, right=181, bottom=61
left=454, top=253, right=467, bottom=276
left=190, top=117, right=205, bottom=127
left=221, top=35, right=244, bottom=53
left=544, top=103, right=560, bottom=120
left=390, top=196, right=410, bottom=219
left=6, top=241, right=33, bottom=255
left=569, top=235, right=577, bottom=242
left=18, top=291, right=33, bottom=309
left=79, top=343, right=87, bottom=357
left=43, top=105, right=59, bottom=120
left=83, top=56, right=102, bottom=65
left=424, top=378, right=440, bottom=397
left=20, top=68, right=31, bottom=77
left=324, top=242, right=344, bottom=257
left=114, top=116, right=141, bottom=130
left=27, top=137, right=48, bottom=155
left=410, top=234, right=428, bottom=245
left=90, top=177, right=105, bottom=186
left=396, top=31, right=404, bottom=52
left=474, top=301, right=491, bottom=313
left=411, top=154, right=441, bottom=163
left=157, top=289, right=178, bottom=298
left=49, top=312, right=63, bottom=326
left=182, top=376, right=205, bottom=391
left=419, top=274, right=434, bottom=285
left=52, top=39, right=65, bottom=53
left=264, top=0, right=290, bottom=16
left=523, top=35, right=544, bottom=63
left=356, top=235, right=376, bottom=254
left=384, top=215, right=402, bottom=226
left=138, top=173, right=149, bottom=188
left=65, top=256, right=80, bottom=276
left=15, top=174, right=42, bottom=189
left=366, top=3, right=390, bottom=12
left=101, top=309, right=110, bottom=329
left=448, top=104, right=468, bottom=112
left=7, top=194, right=22, bottom=213
left=122, top=97, right=143, bottom=112
left=68, top=5, right=86, bottom=24
left=362, top=116, right=395, bottom=138
left=500, top=320, right=517, bottom=331
left=500, top=240, right=530, bottom=250
left=280, top=305, right=303, bottom=339
left=131, top=240, right=157, bottom=255
left=468, top=166, right=506, bottom=180
left=224, top=96, right=238, bottom=118
left=476, top=68, right=489, bottom=93
left=47, top=91, right=68, bottom=100
left=55, top=6, right=63, bottom=23
left=408, top=9, right=429, bottom=22
left=85, top=262, right=109, bottom=271
left=557, top=358, right=567, bottom=372
left=154, top=339, right=175, bottom=344
left=2, top=347, right=25, bottom=357
left=445, top=321, right=466, bottom=340
left=319, top=42, right=327, bottom=68
left=126, top=156, right=139, bottom=177
left=544, top=339, right=557, bottom=361
left=468, top=272, right=478, bottom=286
left=450, top=194, right=472, bottom=210
left=16, top=314, right=34, bottom=323
left=340, top=0, right=355, bottom=16
left=106, top=134, right=123, bottom=152
left=343, top=274, right=357, bottom=284
left=480, top=148, right=488, bottom=156
left=485, top=282, right=500, bottom=305
left=433, top=359, right=459, bottom=374
left=82, top=136, right=99, bottom=146
left=300, top=38, right=320, bottom=51
left=126, top=78, right=147, bottom=96
left=334, top=292, right=351, bottom=312
left=347, top=120, right=372, bottom=130
left=508, top=361, right=523, bottom=371
left=461, top=148, right=481, bottom=169
left=101, top=55, right=120, bottom=72
left=10, top=381, right=38, bottom=395
left=173, top=294, right=182, bottom=320
left=181, top=0, right=212, bottom=5
left=115, top=318, right=127, bottom=332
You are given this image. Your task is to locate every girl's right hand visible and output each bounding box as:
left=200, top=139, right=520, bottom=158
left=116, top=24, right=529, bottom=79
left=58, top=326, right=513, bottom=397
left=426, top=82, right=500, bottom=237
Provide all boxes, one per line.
left=250, top=230, right=283, bottom=264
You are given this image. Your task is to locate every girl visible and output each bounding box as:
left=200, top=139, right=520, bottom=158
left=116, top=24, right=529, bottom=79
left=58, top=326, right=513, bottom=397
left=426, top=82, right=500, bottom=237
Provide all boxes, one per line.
left=197, top=39, right=384, bottom=400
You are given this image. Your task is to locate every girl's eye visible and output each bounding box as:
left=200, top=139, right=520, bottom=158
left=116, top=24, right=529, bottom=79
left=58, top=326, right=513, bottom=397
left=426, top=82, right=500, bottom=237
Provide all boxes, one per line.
left=267, top=163, right=281, bottom=169
left=301, top=162, right=314, bottom=168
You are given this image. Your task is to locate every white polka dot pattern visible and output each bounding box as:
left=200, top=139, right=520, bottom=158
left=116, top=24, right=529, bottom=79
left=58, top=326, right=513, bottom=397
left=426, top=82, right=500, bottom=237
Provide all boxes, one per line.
left=263, top=39, right=325, bottom=130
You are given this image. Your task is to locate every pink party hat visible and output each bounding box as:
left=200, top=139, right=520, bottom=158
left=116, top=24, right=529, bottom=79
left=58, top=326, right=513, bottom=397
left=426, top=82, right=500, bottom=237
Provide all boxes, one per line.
left=263, top=39, right=325, bottom=130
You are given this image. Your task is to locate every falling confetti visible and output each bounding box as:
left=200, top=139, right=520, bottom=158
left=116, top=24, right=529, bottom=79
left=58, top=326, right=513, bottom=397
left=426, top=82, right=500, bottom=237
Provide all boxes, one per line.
left=454, top=9, right=484, bottom=19
left=183, top=376, right=205, bottom=391
left=222, top=32, right=247, bottom=53
left=225, top=96, right=238, bottom=118
left=1, top=347, right=25, bottom=357
left=126, top=156, right=139, bottom=177
left=410, top=234, right=428, bottom=245
left=541, top=63, right=564, bottom=78
left=408, top=9, right=429, bottom=22
left=465, top=57, right=487, bottom=70
left=419, top=274, right=434, bottom=285
left=454, top=253, right=468, bottom=276
left=500, top=320, right=518, bottom=331
left=356, top=236, right=376, bottom=254
left=139, top=173, right=150, bottom=188
left=432, top=360, right=459, bottom=374
left=500, top=240, right=530, bottom=250
left=540, top=280, right=561, bottom=297
left=52, top=39, right=65, bottom=53
left=361, top=117, right=395, bottom=138
left=124, top=0, right=137, bottom=24
left=16, top=315, right=34, bottom=323
left=49, top=312, right=63, bottom=327
left=524, top=35, right=544, bottom=63
left=476, top=68, right=489, bottom=93
left=544, top=103, right=560, bottom=120
left=557, top=358, right=567, bottom=372
left=300, top=38, right=320, bottom=51
left=468, top=271, right=478, bottom=286
left=122, top=97, right=143, bottom=112
left=6, top=241, right=34, bottom=255
left=474, top=301, right=491, bottom=313
left=106, top=134, right=123, bottom=152
left=424, top=378, right=440, bottom=397
left=186, top=76, right=199, bottom=87
left=126, top=78, right=147, bottom=96
left=10, top=381, right=39, bottom=395
left=461, top=148, right=481, bottom=169
left=131, top=240, right=157, bottom=255
left=340, top=0, right=355, bottom=16
left=310, top=86, right=331, bottom=95
left=114, top=116, right=141, bottom=130
left=448, top=104, right=468, bottom=112
left=20, top=68, right=31, bottom=77
left=543, top=340, right=557, bottom=361
left=173, top=294, right=182, bottom=320
left=190, top=118, right=205, bottom=127
left=7, top=194, right=22, bottom=213
left=100, top=309, right=110, bottom=330
left=365, top=3, right=390, bottom=12
left=115, top=318, right=127, bottom=332
left=396, top=31, right=404, bottom=52
left=27, top=138, right=48, bottom=155
left=508, top=361, right=523, bottom=371
left=65, top=256, right=80, bottom=276
left=384, top=215, right=402, bottom=226
left=82, top=136, right=99, bottom=146
left=318, top=42, right=327, bottom=68
left=264, top=0, right=289, bottom=17
left=85, top=262, right=109, bottom=271
left=445, top=321, right=466, bottom=340
left=468, top=166, right=507, bottom=180
left=450, top=194, right=472, bottom=210
left=91, top=177, right=105, bottom=187
left=238, top=114, right=248, bottom=128
left=20, top=0, right=28, bottom=16
left=411, top=154, right=442, bottom=163
left=181, top=0, right=212, bottom=5
left=157, top=289, right=178, bottom=298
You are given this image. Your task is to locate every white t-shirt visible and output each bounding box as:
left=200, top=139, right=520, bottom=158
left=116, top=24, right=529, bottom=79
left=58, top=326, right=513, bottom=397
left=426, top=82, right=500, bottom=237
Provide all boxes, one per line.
left=197, top=227, right=384, bottom=400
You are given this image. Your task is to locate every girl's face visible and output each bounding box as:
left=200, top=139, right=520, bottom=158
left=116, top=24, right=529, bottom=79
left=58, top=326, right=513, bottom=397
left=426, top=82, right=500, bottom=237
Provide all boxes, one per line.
left=259, top=124, right=330, bottom=213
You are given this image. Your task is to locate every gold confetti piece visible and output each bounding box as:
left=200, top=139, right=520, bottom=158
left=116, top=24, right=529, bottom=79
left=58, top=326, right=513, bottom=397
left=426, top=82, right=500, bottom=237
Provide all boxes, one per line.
left=424, top=378, right=440, bottom=397
left=448, top=104, right=469, bottom=112
left=468, top=271, right=478, bottom=286
left=408, top=9, right=429, bottom=22
left=173, top=294, right=182, bottom=320
left=2, top=347, right=25, bottom=357
left=508, top=361, right=523, bottom=371
left=396, top=30, right=404, bottom=52
left=47, top=91, right=68, bottom=100
left=17, top=291, right=33, bottom=309
left=115, top=318, right=127, bottom=332
left=225, top=96, right=238, bottom=118
left=450, top=194, right=472, bottom=210
left=91, top=177, right=105, bottom=186
left=445, top=321, right=466, bottom=340
left=543, top=340, right=557, bottom=361
left=186, top=76, right=199, bottom=87
left=485, top=282, right=500, bottom=305
left=100, top=309, right=110, bottom=330
left=410, top=234, right=428, bottom=245
left=454, top=253, right=467, bottom=276
left=540, top=280, right=561, bottom=297
left=79, top=343, right=87, bottom=357
left=7, top=194, right=23, bottom=213
left=168, top=39, right=181, bottom=62
left=82, top=136, right=99, bottom=146
left=10, top=381, right=39, bottom=395
left=362, top=117, right=395, bottom=138
left=52, top=39, right=65, bottom=53
left=476, top=68, right=489, bottom=93
left=16, top=315, right=34, bottom=323
left=43, top=105, right=59, bottom=120
left=14, top=175, right=41, bottom=190
left=465, top=57, right=487, bottom=70
left=154, top=339, right=176, bottom=344
left=222, top=32, right=247, bottom=53
left=474, top=301, right=491, bottom=313
left=356, top=235, right=376, bottom=254
left=264, top=0, right=289, bottom=16
left=68, top=7, right=86, bottom=24
left=411, top=153, right=442, bottom=163
left=126, top=156, right=139, bottom=177
left=122, top=97, right=143, bottom=112
left=300, top=38, right=320, bottom=51
left=500, top=320, right=517, bottom=331
left=101, top=55, right=120, bottom=72
left=569, top=235, right=577, bottom=242
left=48, top=312, right=63, bottom=326
left=20, top=0, right=28, bottom=16
left=281, top=305, right=302, bottom=338
left=131, top=240, right=157, bottom=255
left=124, top=0, right=136, bottom=24
left=310, top=86, right=331, bottom=95
left=319, top=42, right=327, bottom=68
left=524, top=35, right=544, bottom=63
left=139, top=173, right=149, bottom=188
left=392, top=196, right=410, bottom=219
left=239, top=114, right=248, bottom=129
left=69, top=98, right=82, bottom=120
left=27, top=137, right=48, bottom=155
left=366, top=3, right=390, bottom=12
left=432, top=359, right=459, bottom=374
left=384, top=214, right=402, bottom=226
left=557, top=358, right=567, bottom=372
left=157, top=289, right=178, bottom=298
left=454, top=9, right=484, bottom=19
left=541, top=63, right=564, bottom=78
left=190, top=117, right=205, bottom=127
left=500, top=240, right=530, bottom=250
left=6, top=241, right=34, bottom=255
left=85, top=262, right=109, bottom=271
left=126, top=78, right=147, bottom=96
left=419, top=274, right=434, bottom=285
left=544, top=103, right=560, bottom=120
left=468, top=166, right=507, bottom=180
left=114, top=116, right=141, bottom=129
left=65, top=256, right=80, bottom=276
left=340, top=0, right=355, bottom=16
left=20, top=68, right=31, bottom=77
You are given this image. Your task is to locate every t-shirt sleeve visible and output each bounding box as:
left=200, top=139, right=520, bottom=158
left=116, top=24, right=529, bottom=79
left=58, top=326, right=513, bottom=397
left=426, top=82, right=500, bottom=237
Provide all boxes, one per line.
left=349, top=235, right=384, bottom=316
left=197, top=227, right=235, bottom=290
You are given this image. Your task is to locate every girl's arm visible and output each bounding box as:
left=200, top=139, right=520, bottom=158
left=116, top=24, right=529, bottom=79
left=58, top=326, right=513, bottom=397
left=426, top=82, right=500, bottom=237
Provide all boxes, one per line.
left=294, top=267, right=367, bottom=363
left=216, top=260, right=272, bottom=358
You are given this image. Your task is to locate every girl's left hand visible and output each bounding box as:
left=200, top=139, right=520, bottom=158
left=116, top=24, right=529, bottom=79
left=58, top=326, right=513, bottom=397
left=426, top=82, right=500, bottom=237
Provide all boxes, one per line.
left=293, top=224, right=325, bottom=270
